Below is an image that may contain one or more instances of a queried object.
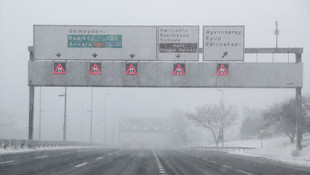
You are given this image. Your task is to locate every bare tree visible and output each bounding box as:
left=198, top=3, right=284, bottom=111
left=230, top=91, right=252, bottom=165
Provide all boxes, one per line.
left=186, top=103, right=237, bottom=146
left=263, top=96, right=310, bottom=143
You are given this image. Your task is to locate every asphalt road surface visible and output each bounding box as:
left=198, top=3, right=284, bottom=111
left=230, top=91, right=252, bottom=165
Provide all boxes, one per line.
left=0, top=148, right=309, bottom=175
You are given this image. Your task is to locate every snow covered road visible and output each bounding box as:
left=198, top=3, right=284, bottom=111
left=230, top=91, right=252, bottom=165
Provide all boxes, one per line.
left=1, top=147, right=310, bottom=175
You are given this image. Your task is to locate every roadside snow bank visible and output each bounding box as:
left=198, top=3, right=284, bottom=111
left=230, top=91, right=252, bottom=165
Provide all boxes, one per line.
left=223, top=135, right=310, bottom=167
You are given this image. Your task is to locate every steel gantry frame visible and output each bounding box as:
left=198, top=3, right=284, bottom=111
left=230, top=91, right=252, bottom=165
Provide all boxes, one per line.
left=28, top=47, right=303, bottom=150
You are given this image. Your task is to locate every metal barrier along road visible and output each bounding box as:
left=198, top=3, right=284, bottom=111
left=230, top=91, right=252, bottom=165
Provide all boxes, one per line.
left=0, top=139, right=101, bottom=149
left=188, top=146, right=256, bottom=151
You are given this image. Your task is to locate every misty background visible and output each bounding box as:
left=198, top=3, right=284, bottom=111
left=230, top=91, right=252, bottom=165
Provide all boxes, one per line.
left=0, top=0, right=309, bottom=146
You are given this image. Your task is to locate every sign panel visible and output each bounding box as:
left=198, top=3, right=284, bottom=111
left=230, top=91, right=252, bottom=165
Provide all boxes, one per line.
left=258, top=128, right=265, bottom=136
left=29, top=62, right=302, bottom=88
left=54, top=63, right=66, bottom=74
left=126, top=63, right=138, bottom=75
left=203, top=26, right=244, bottom=61
left=217, top=64, right=229, bottom=75
left=89, top=62, right=102, bottom=75
left=173, top=63, right=185, bottom=75
left=158, top=26, right=199, bottom=61
left=34, top=25, right=157, bottom=60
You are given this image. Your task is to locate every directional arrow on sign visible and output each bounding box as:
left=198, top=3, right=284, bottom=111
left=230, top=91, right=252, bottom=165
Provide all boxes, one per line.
left=92, top=53, right=98, bottom=58
left=222, top=51, right=228, bottom=58
left=176, top=54, right=181, bottom=58
left=55, top=52, right=62, bottom=57
left=129, top=53, right=135, bottom=58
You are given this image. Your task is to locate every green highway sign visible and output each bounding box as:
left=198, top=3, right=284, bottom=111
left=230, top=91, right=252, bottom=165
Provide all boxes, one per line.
left=68, top=35, right=122, bottom=48
left=34, top=25, right=157, bottom=60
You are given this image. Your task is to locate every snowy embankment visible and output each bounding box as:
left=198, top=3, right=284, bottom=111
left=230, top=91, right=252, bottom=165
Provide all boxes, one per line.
left=0, top=146, right=101, bottom=155
left=223, top=134, right=310, bottom=167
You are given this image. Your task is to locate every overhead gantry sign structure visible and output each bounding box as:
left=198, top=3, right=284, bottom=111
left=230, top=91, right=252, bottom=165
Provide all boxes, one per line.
left=28, top=25, right=303, bottom=149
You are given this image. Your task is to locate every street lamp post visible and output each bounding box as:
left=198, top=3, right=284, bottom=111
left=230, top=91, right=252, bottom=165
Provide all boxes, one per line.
left=217, top=89, right=224, bottom=147
left=59, top=87, right=67, bottom=141
left=104, top=93, right=110, bottom=145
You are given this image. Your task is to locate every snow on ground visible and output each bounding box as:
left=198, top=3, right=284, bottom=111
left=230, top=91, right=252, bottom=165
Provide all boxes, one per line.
left=223, top=134, right=310, bottom=167
left=0, top=146, right=101, bottom=155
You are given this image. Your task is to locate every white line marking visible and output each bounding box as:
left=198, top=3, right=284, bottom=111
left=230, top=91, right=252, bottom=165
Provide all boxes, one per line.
left=152, top=150, right=168, bottom=175
left=61, top=152, right=70, bottom=155
left=210, top=160, right=217, bottom=164
left=0, top=160, right=15, bottom=164
left=75, top=162, right=88, bottom=168
left=34, top=155, right=48, bottom=159
left=238, top=170, right=254, bottom=175
left=96, top=156, right=103, bottom=160
left=108, top=153, right=113, bottom=156
left=223, top=164, right=232, bottom=168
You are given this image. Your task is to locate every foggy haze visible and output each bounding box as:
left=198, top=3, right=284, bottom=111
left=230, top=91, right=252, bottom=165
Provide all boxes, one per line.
left=0, top=0, right=309, bottom=147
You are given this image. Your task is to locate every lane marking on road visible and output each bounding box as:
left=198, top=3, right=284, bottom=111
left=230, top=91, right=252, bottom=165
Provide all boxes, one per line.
left=222, top=164, right=232, bottom=168
left=0, top=160, right=15, bottom=164
left=113, top=150, right=123, bottom=155
left=238, top=170, right=254, bottom=175
left=96, top=156, right=104, bottom=160
left=107, top=150, right=122, bottom=156
left=75, top=162, right=88, bottom=168
left=34, top=155, right=48, bottom=159
left=61, top=152, right=70, bottom=155
left=152, top=150, right=167, bottom=175
left=210, top=160, right=217, bottom=164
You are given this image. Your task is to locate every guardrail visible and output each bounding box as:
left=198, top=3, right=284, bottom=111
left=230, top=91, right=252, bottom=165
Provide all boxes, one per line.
left=0, top=139, right=101, bottom=150
left=187, top=146, right=256, bottom=151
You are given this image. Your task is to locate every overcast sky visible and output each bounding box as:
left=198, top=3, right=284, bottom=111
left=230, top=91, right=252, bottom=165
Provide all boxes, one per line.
left=0, top=0, right=309, bottom=142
